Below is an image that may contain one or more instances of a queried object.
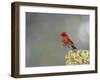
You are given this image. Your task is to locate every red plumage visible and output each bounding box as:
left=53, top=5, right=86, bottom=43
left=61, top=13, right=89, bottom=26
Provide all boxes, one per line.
left=61, top=32, right=77, bottom=49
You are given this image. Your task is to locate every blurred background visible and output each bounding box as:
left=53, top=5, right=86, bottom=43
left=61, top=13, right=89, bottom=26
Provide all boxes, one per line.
left=26, top=12, right=89, bottom=67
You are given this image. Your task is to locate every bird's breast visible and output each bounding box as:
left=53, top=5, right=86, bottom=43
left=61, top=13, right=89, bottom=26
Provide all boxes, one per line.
left=62, top=37, right=72, bottom=45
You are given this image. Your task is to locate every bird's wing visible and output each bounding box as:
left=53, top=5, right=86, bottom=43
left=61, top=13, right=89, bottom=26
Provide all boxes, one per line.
left=67, top=38, right=73, bottom=44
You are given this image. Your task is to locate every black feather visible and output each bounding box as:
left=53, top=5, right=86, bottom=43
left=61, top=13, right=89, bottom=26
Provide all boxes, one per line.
left=71, top=45, right=77, bottom=49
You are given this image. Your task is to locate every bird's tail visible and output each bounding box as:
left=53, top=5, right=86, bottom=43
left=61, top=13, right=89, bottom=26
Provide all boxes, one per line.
left=71, top=44, right=77, bottom=49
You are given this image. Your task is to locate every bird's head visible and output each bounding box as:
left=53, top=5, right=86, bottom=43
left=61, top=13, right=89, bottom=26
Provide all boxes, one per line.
left=61, top=32, right=67, bottom=37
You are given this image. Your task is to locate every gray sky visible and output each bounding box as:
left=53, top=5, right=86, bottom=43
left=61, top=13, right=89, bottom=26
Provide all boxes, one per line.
left=26, top=12, right=90, bottom=67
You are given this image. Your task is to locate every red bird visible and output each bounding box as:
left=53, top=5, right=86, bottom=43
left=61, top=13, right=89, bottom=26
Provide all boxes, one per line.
left=61, top=32, right=77, bottom=49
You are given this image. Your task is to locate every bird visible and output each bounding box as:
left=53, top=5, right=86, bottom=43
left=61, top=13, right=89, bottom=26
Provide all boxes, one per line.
left=61, top=32, right=77, bottom=50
